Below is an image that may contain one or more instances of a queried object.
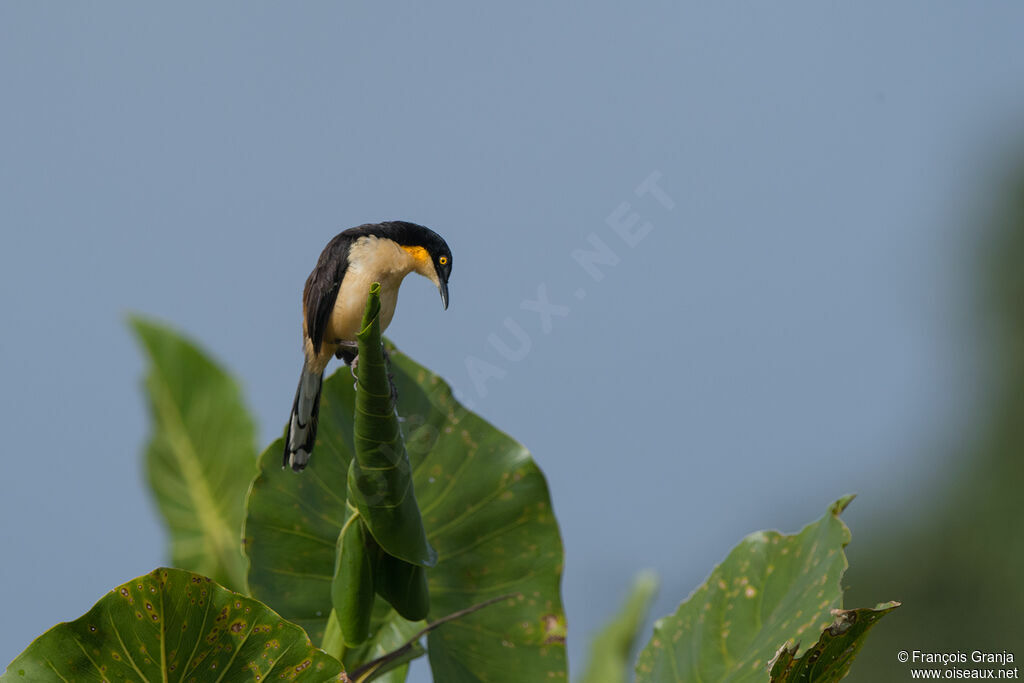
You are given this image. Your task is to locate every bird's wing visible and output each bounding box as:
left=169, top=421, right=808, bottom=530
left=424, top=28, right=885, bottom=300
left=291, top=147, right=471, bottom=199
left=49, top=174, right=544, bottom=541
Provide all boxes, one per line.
left=303, top=234, right=351, bottom=357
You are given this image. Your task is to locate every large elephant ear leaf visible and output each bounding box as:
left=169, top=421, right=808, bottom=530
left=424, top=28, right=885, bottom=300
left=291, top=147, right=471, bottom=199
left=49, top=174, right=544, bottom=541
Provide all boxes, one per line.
left=244, top=340, right=568, bottom=681
left=243, top=381, right=356, bottom=645
left=635, top=497, right=895, bottom=683
left=388, top=346, right=567, bottom=681
left=2, top=568, right=344, bottom=682
left=130, top=316, right=256, bottom=593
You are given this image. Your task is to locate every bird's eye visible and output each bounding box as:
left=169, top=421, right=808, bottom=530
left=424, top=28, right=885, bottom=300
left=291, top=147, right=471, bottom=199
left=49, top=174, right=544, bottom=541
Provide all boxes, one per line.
left=439, top=256, right=448, bottom=266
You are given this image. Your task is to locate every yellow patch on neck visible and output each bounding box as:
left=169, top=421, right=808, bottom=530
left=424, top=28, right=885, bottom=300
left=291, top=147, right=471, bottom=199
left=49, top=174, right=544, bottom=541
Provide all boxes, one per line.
left=401, top=245, right=430, bottom=264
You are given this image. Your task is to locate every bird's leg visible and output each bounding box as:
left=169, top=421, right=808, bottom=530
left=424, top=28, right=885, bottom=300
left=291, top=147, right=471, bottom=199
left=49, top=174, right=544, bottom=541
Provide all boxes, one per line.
left=335, top=340, right=359, bottom=353
left=334, top=340, right=360, bottom=379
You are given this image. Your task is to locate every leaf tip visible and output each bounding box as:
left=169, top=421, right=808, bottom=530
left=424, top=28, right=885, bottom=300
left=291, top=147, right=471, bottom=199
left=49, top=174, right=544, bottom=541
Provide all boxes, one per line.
left=634, top=569, right=660, bottom=593
left=829, top=494, right=857, bottom=517
left=768, top=641, right=799, bottom=671
left=125, top=311, right=153, bottom=340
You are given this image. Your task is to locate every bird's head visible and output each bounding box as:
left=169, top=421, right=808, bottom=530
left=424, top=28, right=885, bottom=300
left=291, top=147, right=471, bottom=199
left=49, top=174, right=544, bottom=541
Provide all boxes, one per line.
left=378, top=221, right=453, bottom=309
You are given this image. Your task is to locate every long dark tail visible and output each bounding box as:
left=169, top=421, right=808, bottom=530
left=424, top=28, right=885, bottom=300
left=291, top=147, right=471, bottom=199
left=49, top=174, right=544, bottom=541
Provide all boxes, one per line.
left=283, top=361, right=323, bottom=471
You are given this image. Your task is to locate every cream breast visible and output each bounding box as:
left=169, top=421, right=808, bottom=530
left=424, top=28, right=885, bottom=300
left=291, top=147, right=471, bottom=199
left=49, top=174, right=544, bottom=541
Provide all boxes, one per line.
left=326, top=235, right=417, bottom=343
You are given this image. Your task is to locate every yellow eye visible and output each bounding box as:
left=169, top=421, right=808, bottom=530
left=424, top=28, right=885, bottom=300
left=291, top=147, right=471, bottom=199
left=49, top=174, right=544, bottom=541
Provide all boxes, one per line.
left=439, top=256, right=448, bottom=266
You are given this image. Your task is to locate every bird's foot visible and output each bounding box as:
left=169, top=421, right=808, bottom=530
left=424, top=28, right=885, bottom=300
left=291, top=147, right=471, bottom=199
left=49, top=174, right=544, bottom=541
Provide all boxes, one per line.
left=335, top=339, right=358, bottom=358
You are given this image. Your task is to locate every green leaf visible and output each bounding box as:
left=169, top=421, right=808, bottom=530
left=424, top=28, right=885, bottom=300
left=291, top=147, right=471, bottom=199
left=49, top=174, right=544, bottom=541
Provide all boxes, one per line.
left=635, top=496, right=863, bottom=682
left=1, top=568, right=344, bottom=682
left=768, top=602, right=900, bottom=682
left=332, top=501, right=375, bottom=645
left=370, top=544, right=430, bottom=624
left=579, top=571, right=659, bottom=683
left=244, top=342, right=568, bottom=681
left=130, top=315, right=256, bottom=593
left=349, top=283, right=436, bottom=569
left=242, top=361, right=356, bottom=644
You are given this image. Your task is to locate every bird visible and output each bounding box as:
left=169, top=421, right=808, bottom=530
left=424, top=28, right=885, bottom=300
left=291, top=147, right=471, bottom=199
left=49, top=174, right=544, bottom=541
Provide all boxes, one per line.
left=283, top=221, right=453, bottom=471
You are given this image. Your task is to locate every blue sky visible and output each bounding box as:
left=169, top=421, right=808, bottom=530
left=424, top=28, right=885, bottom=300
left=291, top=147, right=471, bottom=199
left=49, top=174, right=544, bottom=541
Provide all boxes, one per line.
left=3, top=3, right=1024, bottom=679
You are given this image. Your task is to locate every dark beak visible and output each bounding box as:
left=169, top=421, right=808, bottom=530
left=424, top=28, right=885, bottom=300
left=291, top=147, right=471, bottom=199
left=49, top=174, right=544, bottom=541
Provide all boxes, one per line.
left=439, top=278, right=449, bottom=310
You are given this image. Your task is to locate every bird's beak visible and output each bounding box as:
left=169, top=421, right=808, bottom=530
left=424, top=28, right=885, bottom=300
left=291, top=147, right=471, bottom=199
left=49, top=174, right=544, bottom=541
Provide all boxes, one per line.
left=439, top=278, right=449, bottom=310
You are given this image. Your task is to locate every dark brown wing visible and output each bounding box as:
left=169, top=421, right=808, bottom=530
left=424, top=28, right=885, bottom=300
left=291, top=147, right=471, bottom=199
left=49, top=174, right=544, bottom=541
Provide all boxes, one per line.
left=303, top=232, right=352, bottom=356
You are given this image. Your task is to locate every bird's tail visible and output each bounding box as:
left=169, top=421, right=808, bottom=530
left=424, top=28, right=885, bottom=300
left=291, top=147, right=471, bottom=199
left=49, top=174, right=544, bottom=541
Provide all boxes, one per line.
left=283, top=361, right=323, bottom=471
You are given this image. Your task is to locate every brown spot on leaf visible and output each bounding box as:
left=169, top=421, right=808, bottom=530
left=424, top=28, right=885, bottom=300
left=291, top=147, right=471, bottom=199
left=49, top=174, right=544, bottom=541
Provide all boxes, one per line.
left=542, top=614, right=566, bottom=645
